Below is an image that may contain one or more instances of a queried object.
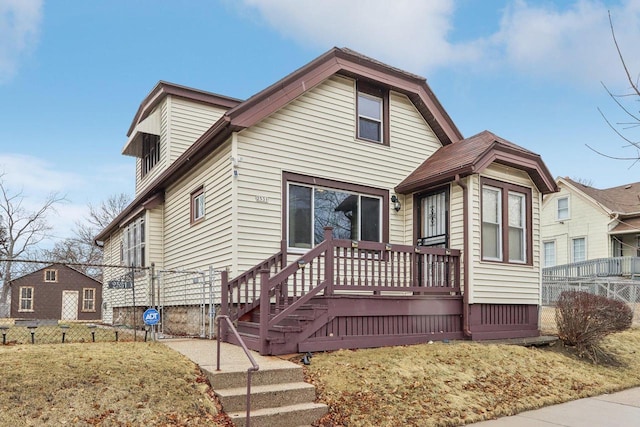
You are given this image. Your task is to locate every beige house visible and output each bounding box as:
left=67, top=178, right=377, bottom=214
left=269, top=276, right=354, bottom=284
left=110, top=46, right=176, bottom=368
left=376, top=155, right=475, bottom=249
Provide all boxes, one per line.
left=96, top=48, right=557, bottom=354
left=541, top=177, right=640, bottom=268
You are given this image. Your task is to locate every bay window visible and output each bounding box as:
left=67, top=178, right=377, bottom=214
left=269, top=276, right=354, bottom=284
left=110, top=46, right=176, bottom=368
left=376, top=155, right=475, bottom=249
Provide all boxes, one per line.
left=481, top=178, right=532, bottom=264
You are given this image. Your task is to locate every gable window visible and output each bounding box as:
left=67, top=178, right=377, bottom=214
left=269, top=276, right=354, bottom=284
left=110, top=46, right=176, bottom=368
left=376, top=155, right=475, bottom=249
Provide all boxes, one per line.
left=19, top=287, right=34, bottom=312
left=141, top=133, right=160, bottom=177
left=285, top=173, right=387, bottom=250
left=44, top=269, right=57, bottom=282
left=191, top=186, right=205, bottom=223
left=481, top=178, right=532, bottom=264
left=356, top=81, right=389, bottom=145
left=543, top=241, right=556, bottom=267
left=557, top=196, right=569, bottom=220
left=572, top=237, right=586, bottom=262
left=122, top=216, right=145, bottom=267
left=83, top=288, right=96, bottom=312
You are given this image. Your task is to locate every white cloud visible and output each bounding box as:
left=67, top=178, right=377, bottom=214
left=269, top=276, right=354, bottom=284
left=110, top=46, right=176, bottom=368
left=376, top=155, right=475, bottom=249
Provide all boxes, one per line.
left=492, top=0, right=640, bottom=86
left=237, top=0, right=481, bottom=73
left=0, top=0, right=42, bottom=83
left=237, top=0, right=640, bottom=87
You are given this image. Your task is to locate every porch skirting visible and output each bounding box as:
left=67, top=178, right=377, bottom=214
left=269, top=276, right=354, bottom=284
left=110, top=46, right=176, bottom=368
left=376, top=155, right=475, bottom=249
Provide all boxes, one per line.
left=468, top=304, right=539, bottom=340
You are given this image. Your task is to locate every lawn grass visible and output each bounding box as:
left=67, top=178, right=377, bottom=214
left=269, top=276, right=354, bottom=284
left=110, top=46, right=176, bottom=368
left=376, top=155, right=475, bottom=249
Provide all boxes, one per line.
left=304, top=328, right=640, bottom=426
left=2, top=329, right=640, bottom=426
left=0, top=342, right=228, bottom=426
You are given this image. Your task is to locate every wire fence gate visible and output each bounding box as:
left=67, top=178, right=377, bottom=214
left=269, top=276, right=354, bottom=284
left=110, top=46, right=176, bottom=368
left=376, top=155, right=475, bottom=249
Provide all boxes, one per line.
left=155, top=267, right=221, bottom=339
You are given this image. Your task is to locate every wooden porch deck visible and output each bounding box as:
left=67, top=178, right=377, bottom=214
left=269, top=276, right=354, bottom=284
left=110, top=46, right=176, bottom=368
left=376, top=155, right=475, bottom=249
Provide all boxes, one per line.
left=221, top=227, right=463, bottom=355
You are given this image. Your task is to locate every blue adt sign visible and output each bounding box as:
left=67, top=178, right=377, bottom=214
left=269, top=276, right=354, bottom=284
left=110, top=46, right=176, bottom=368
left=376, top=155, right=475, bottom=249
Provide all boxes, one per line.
left=143, top=308, right=160, bottom=326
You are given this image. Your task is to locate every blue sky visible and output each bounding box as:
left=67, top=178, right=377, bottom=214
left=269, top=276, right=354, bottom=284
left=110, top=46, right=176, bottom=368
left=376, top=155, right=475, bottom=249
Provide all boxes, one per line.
left=1, top=0, right=639, bottom=247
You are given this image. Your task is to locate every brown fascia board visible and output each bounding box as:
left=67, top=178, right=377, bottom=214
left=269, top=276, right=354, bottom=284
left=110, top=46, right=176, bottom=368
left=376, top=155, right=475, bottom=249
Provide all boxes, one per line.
left=395, top=165, right=475, bottom=193
left=126, top=81, right=242, bottom=137
left=226, top=47, right=463, bottom=145
left=473, top=143, right=558, bottom=194
left=395, top=143, right=558, bottom=195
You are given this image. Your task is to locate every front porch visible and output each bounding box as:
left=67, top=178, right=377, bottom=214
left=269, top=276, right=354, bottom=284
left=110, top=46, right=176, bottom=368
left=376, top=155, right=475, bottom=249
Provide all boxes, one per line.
left=220, top=227, right=539, bottom=355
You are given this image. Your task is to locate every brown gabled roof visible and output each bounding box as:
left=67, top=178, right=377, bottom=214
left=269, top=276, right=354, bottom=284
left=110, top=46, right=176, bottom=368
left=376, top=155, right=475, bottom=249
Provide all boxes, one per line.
left=562, top=177, right=640, bottom=214
left=395, top=130, right=558, bottom=194
left=96, top=47, right=465, bottom=243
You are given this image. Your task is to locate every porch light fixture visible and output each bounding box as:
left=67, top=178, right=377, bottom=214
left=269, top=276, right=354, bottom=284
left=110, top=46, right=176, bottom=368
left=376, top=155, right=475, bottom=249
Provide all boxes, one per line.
left=297, top=260, right=306, bottom=269
left=391, top=195, right=401, bottom=212
left=385, top=243, right=392, bottom=251
left=351, top=240, right=359, bottom=248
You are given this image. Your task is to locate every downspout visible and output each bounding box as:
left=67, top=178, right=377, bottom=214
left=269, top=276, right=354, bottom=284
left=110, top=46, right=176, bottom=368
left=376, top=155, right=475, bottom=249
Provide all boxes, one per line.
left=455, top=174, right=472, bottom=338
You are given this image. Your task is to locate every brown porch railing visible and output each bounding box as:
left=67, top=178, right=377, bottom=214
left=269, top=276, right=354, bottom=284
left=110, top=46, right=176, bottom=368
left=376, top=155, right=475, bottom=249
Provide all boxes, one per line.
left=223, top=227, right=461, bottom=352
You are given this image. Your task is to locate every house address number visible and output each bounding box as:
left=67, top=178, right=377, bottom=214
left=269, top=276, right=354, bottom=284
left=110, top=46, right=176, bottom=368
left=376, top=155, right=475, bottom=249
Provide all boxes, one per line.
left=255, top=195, right=270, bottom=203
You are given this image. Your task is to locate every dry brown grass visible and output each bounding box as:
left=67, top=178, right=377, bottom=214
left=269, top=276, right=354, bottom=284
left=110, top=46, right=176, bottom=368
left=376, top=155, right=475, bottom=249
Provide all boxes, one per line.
left=304, top=328, right=640, bottom=427
left=0, top=342, right=228, bottom=426
left=3, top=330, right=640, bottom=426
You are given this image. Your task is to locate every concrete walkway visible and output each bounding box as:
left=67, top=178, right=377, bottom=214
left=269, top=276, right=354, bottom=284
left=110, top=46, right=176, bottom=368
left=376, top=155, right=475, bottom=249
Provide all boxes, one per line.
left=471, top=387, right=640, bottom=426
left=161, top=337, right=298, bottom=375
left=162, top=338, right=640, bottom=427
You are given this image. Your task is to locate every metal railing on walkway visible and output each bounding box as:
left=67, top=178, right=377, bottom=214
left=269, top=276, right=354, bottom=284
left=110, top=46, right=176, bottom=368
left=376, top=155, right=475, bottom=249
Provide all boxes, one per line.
left=216, top=315, right=259, bottom=427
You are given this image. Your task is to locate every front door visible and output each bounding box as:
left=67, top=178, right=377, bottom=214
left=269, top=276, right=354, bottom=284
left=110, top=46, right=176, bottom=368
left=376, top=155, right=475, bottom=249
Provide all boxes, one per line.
left=417, top=189, right=448, bottom=248
left=62, top=291, right=79, bottom=321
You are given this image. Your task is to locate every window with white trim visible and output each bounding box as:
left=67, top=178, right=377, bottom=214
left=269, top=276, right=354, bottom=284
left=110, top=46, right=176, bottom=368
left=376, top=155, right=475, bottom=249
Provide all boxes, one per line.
left=572, top=237, right=586, bottom=262
left=83, top=288, right=96, bottom=311
left=122, top=216, right=145, bottom=267
left=557, top=196, right=569, bottom=220
left=288, top=183, right=382, bottom=249
left=543, top=241, right=556, bottom=267
left=44, top=269, right=57, bottom=282
left=19, top=287, right=34, bottom=312
left=191, top=187, right=205, bottom=223
left=481, top=178, right=531, bottom=264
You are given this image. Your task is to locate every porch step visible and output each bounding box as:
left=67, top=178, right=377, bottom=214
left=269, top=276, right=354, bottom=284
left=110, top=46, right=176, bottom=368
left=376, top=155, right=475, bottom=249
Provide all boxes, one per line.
left=216, top=381, right=317, bottom=412
left=227, top=401, right=329, bottom=427
left=202, top=347, right=328, bottom=427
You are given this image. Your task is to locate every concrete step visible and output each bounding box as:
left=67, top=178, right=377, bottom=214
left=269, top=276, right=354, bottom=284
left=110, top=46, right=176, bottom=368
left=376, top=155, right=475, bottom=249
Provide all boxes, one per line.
left=227, top=401, right=328, bottom=427
left=205, top=364, right=304, bottom=390
left=216, top=381, right=317, bottom=413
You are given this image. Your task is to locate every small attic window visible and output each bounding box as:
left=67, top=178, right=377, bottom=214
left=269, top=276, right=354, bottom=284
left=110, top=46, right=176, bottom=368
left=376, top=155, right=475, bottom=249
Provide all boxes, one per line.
left=356, top=81, right=389, bottom=145
left=44, top=269, right=58, bottom=282
left=141, top=133, right=160, bottom=177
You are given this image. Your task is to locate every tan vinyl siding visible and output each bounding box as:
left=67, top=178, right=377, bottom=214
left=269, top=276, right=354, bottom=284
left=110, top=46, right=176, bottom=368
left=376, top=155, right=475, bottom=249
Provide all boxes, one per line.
left=470, top=164, right=541, bottom=305
left=147, top=205, right=164, bottom=270
left=135, top=97, right=226, bottom=196
left=449, top=181, right=465, bottom=290
left=169, top=96, right=228, bottom=163
left=541, top=183, right=611, bottom=265
left=162, top=143, right=233, bottom=273
left=232, top=75, right=442, bottom=273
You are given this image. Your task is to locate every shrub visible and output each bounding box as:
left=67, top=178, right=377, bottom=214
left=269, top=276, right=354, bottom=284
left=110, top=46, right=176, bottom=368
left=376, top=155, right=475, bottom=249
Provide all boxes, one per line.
left=555, top=290, right=633, bottom=364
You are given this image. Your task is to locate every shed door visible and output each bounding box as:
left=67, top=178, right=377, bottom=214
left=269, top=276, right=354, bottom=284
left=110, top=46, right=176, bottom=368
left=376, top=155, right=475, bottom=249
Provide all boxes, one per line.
left=62, top=291, right=79, bottom=321
left=417, top=189, right=448, bottom=248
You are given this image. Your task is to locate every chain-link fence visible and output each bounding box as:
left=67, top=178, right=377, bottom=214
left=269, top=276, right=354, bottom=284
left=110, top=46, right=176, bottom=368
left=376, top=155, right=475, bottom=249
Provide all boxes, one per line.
left=541, top=278, right=640, bottom=333
left=155, top=267, right=221, bottom=338
left=1, top=259, right=224, bottom=345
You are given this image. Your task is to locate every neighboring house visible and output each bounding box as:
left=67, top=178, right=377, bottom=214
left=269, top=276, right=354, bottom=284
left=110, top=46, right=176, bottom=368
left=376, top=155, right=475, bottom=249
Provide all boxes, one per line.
left=95, top=47, right=557, bottom=354
left=10, top=264, right=102, bottom=321
left=541, top=177, right=640, bottom=268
